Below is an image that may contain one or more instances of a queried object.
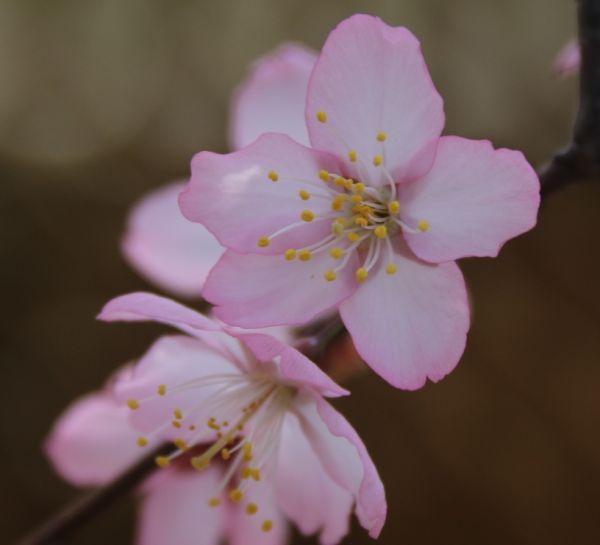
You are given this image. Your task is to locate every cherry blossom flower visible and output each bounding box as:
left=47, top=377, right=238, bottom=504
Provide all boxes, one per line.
left=45, top=384, right=290, bottom=545
left=122, top=45, right=316, bottom=298
left=73, top=292, right=385, bottom=543
left=179, top=14, right=541, bottom=390
left=554, top=38, right=580, bottom=77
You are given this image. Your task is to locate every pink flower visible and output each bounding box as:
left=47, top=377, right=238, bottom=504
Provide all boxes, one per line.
left=179, top=14, right=541, bottom=390
left=52, top=292, right=385, bottom=543
left=45, top=387, right=290, bottom=545
left=122, top=45, right=317, bottom=298
left=554, top=39, right=580, bottom=77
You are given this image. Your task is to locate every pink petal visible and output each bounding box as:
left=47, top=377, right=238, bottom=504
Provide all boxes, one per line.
left=98, top=292, right=221, bottom=339
left=339, top=240, right=469, bottom=390
left=203, top=249, right=358, bottom=328
left=122, top=181, right=224, bottom=298
left=275, top=412, right=353, bottom=545
left=400, top=136, right=540, bottom=263
left=225, top=481, right=289, bottom=545
left=227, top=330, right=349, bottom=398
left=306, top=14, right=443, bottom=186
left=137, top=466, right=225, bottom=545
left=554, top=39, right=580, bottom=77
left=180, top=133, right=344, bottom=255
left=229, top=43, right=317, bottom=149
left=45, top=391, right=147, bottom=486
left=113, top=335, right=239, bottom=437
left=294, top=392, right=387, bottom=539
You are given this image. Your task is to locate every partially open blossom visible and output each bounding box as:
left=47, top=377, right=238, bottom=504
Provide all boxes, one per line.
left=180, top=14, right=541, bottom=389
left=554, top=39, right=580, bottom=77
left=87, top=292, right=385, bottom=543
left=122, top=45, right=316, bottom=298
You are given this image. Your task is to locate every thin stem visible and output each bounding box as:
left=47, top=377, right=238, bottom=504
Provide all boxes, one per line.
left=541, top=0, right=600, bottom=197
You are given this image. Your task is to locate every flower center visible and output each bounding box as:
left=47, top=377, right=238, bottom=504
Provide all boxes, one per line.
left=127, top=372, right=295, bottom=533
left=257, top=158, right=428, bottom=283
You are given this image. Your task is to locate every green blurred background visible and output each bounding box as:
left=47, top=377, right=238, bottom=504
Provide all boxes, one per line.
left=3, top=0, right=600, bottom=544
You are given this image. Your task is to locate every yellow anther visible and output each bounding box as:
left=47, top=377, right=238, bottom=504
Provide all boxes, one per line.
left=351, top=194, right=363, bottom=203
left=155, top=456, right=170, bottom=468
left=298, top=249, right=312, bottom=261
left=418, top=219, right=429, bottom=232
left=347, top=232, right=360, bottom=242
left=356, top=268, right=369, bottom=282
left=242, top=442, right=253, bottom=462
left=386, top=263, right=397, bottom=275
left=241, top=467, right=251, bottom=479
left=388, top=200, right=400, bottom=215
left=221, top=448, right=231, bottom=460
left=332, top=222, right=344, bottom=236
left=262, top=520, right=273, bottom=533
left=352, top=182, right=365, bottom=193
left=208, top=497, right=221, bottom=507
left=191, top=456, right=209, bottom=471
left=246, top=503, right=258, bottom=515
left=267, top=170, right=279, bottom=182
left=229, top=489, right=244, bottom=503
left=319, top=169, right=330, bottom=182
left=316, top=111, right=327, bottom=123
left=329, top=247, right=344, bottom=259
left=174, top=438, right=188, bottom=451
left=299, top=190, right=311, bottom=201
left=126, top=399, right=139, bottom=410
left=247, top=468, right=261, bottom=481
left=284, top=249, right=297, bottom=261
left=334, top=177, right=347, bottom=187
left=136, top=436, right=148, bottom=447
left=324, top=269, right=337, bottom=282
left=300, top=209, right=315, bottom=222
left=173, top=409, right=183, bottom=420
left=157, top=384, right=166, bottom=396
left=377, top=131, right=387, bottom=142
left=188, top=424, right=196, bottom=431
left=257, top=236, right=270, bottom=248
left=172, top=420, right=182, bottom=429
left=331, top=195, right=346, bottom=211
left=372, top=154, right=383, bottom=167
left=348, top=150, right=357, bottom=162
left=355, top=217, right=368, bottom=227
left=374, top=225, right=388, bottom=238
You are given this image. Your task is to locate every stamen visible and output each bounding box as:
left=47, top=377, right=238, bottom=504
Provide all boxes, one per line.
left=316, top=111, right=327, bottom=123
left=418, top=219, right=430, bottom=232
left=208, top=497, right=221, bottom=507
left=355, top=267, right=368, bottom=282
left=136, top=436, right=148, bottom=447
left=298, top=250, right=311, bottom=261
left=329, top=247, right=344, bottom=259
left=300, top=210, right=315, bottom=222
left=386, top=263, right=397, bottom=275
left=262, top=520, right=273, bottom=533
left=319, top=169, right=330, bottom=182
left=348, top=150, right=357, bottom=162
left=267, top=170, right=279, bottom=182
left=246, top=503, right=258, bottom=515
left=374, top=225, right=387, bottom=238
left=372, top=155, right=383, bottom=167
left=284, top=249, right=296, bottom=261
left=257, top=236, right=270, bottom=248
left=127, top=399, right=140, bottom=410
left=229, top=489, right=244, bottom=503
left=388, top=201, right=400, bottom=215
left=298, top=190, right=310, bottom=201
left=155, top=456, right=170, bottom=468
left=377, top=131, right=387, bottom=142
left=324, top=269, right=337, bottom=282
left=157, top=384, right=166, bottom=396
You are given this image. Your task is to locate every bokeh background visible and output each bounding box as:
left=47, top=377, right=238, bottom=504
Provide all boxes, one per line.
left=3, top=0, right=599, bottom=544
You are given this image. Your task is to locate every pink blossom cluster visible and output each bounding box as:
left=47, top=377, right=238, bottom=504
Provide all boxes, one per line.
left=46, top=14, right=540, bottom=545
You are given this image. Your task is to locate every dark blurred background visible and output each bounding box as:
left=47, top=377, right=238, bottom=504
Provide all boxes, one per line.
left=3, top=0, right=599, bottom=544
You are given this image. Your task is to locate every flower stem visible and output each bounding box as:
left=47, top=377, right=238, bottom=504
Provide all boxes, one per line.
left=541, top=0, right=600, bottom=197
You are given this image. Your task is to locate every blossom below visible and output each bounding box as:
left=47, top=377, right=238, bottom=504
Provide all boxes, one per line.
left=59, top=292, right=386, bottom=543
left=179, top=14, right=541, bottom=389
